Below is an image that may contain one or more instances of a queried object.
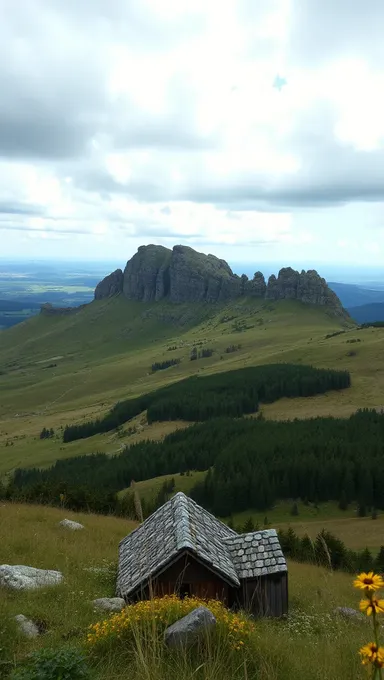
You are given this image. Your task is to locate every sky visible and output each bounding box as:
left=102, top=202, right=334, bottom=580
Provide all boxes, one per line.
left=2, top=0, right=384, bottom=267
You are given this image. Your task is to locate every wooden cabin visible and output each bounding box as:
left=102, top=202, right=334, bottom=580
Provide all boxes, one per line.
left=117, top=492, right=288, bottom=618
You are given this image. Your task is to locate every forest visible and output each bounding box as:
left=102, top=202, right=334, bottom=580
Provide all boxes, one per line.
left=63, top=363, right=350, bottom=442
left=7, top=409, right=384, bottom=520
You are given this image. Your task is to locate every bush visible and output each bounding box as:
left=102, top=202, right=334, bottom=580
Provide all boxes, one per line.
left=87, top=595, right=255, bottom=653
left=10, top=647, right=91, bottom=680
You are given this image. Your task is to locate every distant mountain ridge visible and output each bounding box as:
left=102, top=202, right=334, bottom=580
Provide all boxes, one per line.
left=348, top=302, right=384, bottom=324
left=328, top=282, right=384, bottom=309
left=95, top=244, right=344, bottom=314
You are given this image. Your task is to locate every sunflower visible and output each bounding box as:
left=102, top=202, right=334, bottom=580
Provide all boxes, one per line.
left=360, top=598, right=384, bottom=616
left=360, top=643, right=384, bottom=667
left=354, top=572, right=384, bottom=592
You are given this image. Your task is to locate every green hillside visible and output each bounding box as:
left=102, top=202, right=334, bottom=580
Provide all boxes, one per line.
left=1, top=291, right=383, bottom=478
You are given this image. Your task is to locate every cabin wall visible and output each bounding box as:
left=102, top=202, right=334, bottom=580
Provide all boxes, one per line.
left=136, top=553, right=229, bottom=602
left=231, top=572, right=288, bottom=617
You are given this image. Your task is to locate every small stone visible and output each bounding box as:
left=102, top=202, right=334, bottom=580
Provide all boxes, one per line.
left=59, top=519, right=84, bottom=531
left=93, top=597, right=126, bottom=612
left=334, top=607, right=365, bottom=621
left=15, top=615, right=39, bottom=638
left=164, top=607, right=216, bottom=647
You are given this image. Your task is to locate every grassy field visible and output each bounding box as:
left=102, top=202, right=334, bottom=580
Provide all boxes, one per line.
left=232, top=501, right=384, bottom=552
left=1, top=293, right=379, bottom=477
left=0, top=502, right=371, bottom=680
left=118, top=470, right=207, bottom=501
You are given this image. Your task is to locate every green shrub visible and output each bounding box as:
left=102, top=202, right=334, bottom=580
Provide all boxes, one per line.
left=10, top=647, right=91, bottom=680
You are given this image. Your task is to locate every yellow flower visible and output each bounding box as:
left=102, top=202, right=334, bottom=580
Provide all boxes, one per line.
left=359, top=598, right=384, bottom=616
left=354, top=572, right=384, bottom=592
left=360, top=643, right=384, bottom=667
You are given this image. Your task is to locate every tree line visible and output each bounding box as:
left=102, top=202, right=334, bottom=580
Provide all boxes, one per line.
left=62, top=363, right=350, bottom=442
left=6, top=408, right=384, bottom=518
left=151, top=358, right=181, bottom=372
left=278, top=526, right=384, bottom=574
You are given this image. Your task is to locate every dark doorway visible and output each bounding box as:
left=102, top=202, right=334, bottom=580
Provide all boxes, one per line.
left=180, top=583, right=191, bottom=599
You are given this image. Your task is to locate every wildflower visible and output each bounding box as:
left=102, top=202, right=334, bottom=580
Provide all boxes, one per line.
left=360, top=598, right=384, bottom=616
left=354, top=572, right=384, bottom=592
left=360, top=643, right=384, bottom=667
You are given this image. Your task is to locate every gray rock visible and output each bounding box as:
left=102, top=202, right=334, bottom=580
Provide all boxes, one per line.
left=94, top=269, right=123, bottom=300
left=246, top=271, right=267, bottom=297
left=93, top=244, right=345, bottom=313
left=93, top=597, right=125, bottom=612
left=169, top=245, right=240, bottom=303
left=334, top=606, right=365, bottom=621
left=15, top=614, right=40, bottom=638
left=0, top=565, right=63, bottom=590
left=164, top=606, right=216, bottom=647
left=59, top=519, right=84, bottom=531
left=123, top=244, right=171, bottom=302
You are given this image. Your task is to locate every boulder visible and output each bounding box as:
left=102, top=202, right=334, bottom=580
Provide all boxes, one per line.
left=164, top=606, right=216, bottom=647
left=59, top=519, right=84, bottom=531
left=93, top=597, right=125, bottom=612
left=334, top=606, right=365, bottom=621
left=14, top=614, right=40, bottom=638
left=0, top=565, right=63, bottom=590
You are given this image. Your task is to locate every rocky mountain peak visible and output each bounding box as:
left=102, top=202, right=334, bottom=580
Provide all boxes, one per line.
left=94, top=244, right=344, bottom=314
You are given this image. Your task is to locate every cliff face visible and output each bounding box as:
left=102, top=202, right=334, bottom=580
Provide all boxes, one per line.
left=94, top=244, right=344, bottom=314
left=94, top=269, right=124, bottom=300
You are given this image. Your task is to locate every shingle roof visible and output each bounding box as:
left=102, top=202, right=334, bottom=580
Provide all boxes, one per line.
left=117, top=493, right=287, bottom=599
left=224, top=530, right=287, bottom=578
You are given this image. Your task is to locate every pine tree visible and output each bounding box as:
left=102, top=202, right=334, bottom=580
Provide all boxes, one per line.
left=242, top=516, right=255, bottom=533
left=376, top=546, right=384, bottom=573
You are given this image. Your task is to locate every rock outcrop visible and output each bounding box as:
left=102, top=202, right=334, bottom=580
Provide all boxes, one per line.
left=94, top=269, right=123, bottom=300
left=40, top=303, right=86, bottom=316
left=94, top=244, right=344, bottom=314
left=123, top=245, right=171, bottom=301
left=168, top=245, right=241, bottom=303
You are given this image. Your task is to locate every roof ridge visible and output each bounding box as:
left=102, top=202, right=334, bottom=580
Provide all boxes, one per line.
left=174, top=491, right=237, bottom=537
left=173, top=493, right=194, bottom=550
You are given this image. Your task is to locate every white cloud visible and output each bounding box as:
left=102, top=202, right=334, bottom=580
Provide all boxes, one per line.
left=1, top=0, right=384, bottom=266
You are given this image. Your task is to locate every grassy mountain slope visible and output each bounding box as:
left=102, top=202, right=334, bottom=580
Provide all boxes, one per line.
left=2, top=292, right=383, bottom=476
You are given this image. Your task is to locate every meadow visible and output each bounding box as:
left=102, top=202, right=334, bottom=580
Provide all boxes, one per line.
left=1, top=295, right=384, bottom=555
left=0, top=294, right=374, bottom=476
left=0, top=502, right=373, bottom=680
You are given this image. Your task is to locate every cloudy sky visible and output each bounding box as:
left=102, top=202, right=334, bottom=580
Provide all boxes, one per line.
left=2, top=0, right=384, bottom=266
